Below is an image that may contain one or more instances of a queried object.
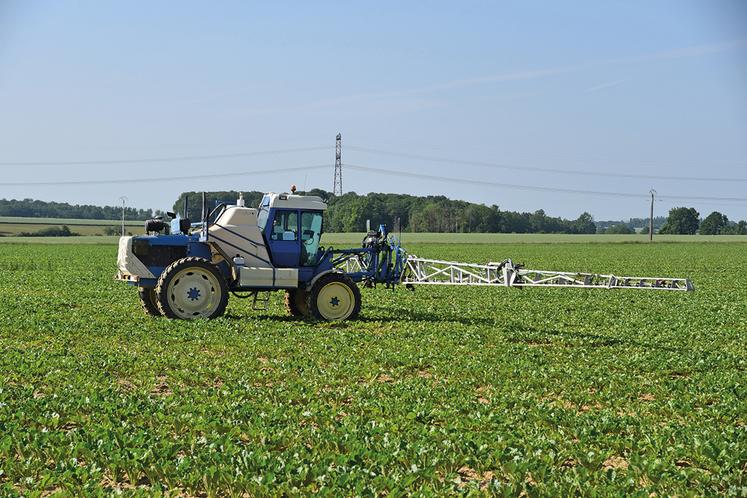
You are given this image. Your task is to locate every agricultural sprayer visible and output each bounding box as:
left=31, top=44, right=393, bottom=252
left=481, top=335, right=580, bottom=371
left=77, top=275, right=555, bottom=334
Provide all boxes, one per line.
left=116, top=189, right=693, bottom=321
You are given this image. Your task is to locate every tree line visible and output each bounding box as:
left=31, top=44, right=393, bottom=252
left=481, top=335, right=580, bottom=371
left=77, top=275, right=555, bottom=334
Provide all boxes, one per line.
left=596, top=217, right=667, bottom=234
left=0, top=198, right=155, bottom=220
left=658, top=207, right=747, bottom=235
left=4, top=194, right=744, bottom=236
left=174, top=190, right=597, bottom=233
left=17, top=225, right=79, bottom=237
left=598, top=208, right=747, bottom=235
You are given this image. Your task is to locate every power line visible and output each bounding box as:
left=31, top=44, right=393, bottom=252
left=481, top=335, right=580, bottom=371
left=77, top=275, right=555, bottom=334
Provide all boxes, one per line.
left=345, top=163, right=646, bottom=198
left=4, top=141, right=745, bottom=185
left=0, top=145, right=329, bottom=166
left=655, top=198, right=747, bottom=210
left=344, top=163, right=747, bottom=203
left=346, top=145, right=747, bottom=183
left=658, top=193, right=747, bottom=203
left=3, top=151, right=746, bottom=207
left=0, top=164, right=331, bottom=187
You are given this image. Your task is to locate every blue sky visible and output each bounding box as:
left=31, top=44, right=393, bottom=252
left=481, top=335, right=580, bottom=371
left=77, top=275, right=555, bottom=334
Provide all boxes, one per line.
left=0, top=1, right=746, bottom=220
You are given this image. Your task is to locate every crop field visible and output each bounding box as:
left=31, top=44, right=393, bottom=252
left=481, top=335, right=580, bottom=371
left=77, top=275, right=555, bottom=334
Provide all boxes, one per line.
left=0, top=239, right=745, bottom=496
left=3, top=232, right=747, bottom=245
left=0, top=217, right=142, bottom=237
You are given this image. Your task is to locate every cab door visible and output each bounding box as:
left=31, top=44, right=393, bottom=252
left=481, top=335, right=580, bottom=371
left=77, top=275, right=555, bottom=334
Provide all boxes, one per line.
left=266, top=209, right=300, bottom=267
left=300, top=211, right=324, bottom=266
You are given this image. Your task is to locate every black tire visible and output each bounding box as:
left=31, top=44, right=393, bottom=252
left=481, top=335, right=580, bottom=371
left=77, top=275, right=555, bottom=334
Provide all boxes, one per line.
left=285, top=289, right=310, bottom=317
left=138, top=287, right=161, bottom=316
left=155, top=257, right=228, bottom=319
left=307, top=273, right=361, bottom=321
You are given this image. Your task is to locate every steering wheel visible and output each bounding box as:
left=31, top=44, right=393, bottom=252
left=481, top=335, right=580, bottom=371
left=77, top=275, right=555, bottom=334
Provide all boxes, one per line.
left=302, top=230, right=316, bottom=246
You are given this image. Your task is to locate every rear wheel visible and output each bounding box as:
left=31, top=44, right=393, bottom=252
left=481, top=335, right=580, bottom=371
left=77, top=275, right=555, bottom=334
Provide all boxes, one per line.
left=155, top=257, right=228, bottom=319
left=307, top=273, right=361, bottom=321
left=285, top=289, right=310, bottom=317
left=138, top=287, right=160, bottom=316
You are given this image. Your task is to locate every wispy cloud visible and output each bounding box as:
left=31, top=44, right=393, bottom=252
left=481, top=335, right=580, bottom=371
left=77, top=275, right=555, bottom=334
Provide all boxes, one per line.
left=585, top=79, right=626, bottom=93
left=192, top=38, right=747, bottom=113
left=301, top=66, right=573, bottom=111
left=275, top=39, right=747, bottom=112
left=608, top=38, right=747, bottom=65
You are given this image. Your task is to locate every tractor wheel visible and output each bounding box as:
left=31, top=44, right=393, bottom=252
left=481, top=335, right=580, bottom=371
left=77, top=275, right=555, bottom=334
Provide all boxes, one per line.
left=155, top=257, right=228, bottom=319
left=307, top=273, right=361, bottom=321
left=284, top=289, right=310, bottom=317
left=138, top=287, right=161, bottom=316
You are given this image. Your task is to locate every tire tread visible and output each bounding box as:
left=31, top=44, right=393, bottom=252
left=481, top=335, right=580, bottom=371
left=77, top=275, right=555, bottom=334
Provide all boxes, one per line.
left=138, top=287, right=161, bottom=316
left=285, top=289, right=310, bottom=317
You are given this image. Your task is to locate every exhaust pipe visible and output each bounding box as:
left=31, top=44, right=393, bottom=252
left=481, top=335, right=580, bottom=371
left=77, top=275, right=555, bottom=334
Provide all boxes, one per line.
left=201, top=192, right=208, bottom=241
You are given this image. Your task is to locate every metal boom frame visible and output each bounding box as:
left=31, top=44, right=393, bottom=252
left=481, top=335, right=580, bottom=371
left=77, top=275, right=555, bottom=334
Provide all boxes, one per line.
left=402, top=257, right=693, bottom=292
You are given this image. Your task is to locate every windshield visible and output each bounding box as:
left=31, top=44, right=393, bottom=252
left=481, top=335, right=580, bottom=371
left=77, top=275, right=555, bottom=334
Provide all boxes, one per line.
left=257, top=196, right=271, bottom=231
left=257, top=207, right=269, bottom=231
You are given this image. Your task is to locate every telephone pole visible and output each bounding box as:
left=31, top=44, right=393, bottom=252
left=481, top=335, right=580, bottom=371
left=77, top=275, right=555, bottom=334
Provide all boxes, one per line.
left=333, top=133, right=342, bottom=196
left=119, top=196, right=127, bottom=236
left=649, top=189, right=656, bottom=242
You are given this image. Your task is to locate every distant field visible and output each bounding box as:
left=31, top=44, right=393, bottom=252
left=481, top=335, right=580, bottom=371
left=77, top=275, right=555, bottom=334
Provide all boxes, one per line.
left=0, top=216, right=143, bottom=226
left=2, top=231, right=747, bottom=245
left=0, top=216, right=142, bottom=237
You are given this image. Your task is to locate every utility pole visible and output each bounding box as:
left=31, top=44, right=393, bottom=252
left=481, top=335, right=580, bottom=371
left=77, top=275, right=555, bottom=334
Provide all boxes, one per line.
left=649, top=189, right=656, bottom=242
left=333, top=133, right=342, bottom=196
left=119, top=196, right=127, bottom=236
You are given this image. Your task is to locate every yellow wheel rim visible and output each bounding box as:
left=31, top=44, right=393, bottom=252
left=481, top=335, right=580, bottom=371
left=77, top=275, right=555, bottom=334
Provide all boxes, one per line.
left=316, top=281, right=355, bottom=320
left=167, top=267, right=222, bottom=319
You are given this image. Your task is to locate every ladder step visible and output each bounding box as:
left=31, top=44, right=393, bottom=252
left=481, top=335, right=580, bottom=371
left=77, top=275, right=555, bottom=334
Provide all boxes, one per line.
left=252, top=291, right=271, bottom=310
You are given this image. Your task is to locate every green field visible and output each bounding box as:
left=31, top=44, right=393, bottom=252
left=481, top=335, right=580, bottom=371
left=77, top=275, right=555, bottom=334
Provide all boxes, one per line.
left=0, top=239, right=745, bottom=496
left=2, top=231, right=747, bottom=245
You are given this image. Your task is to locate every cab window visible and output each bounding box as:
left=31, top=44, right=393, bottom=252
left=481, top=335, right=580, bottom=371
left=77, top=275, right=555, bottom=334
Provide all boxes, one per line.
left=270, top=211, right=298, bottom=241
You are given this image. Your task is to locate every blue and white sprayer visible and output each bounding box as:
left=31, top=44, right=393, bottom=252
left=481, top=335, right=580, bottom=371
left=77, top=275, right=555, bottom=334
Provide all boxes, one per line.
left=117, top=188, right=692, bottom=321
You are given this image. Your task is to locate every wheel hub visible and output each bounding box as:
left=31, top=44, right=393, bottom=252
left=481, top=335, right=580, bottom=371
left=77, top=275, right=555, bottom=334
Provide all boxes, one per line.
left=187, top=287, right=201, bottom=301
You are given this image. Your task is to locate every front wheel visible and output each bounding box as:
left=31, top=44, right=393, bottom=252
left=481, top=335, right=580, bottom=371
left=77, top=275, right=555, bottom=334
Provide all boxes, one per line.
left=307, top=273, right=361, bottom=321
left=155, top=257, right=228, bottom=319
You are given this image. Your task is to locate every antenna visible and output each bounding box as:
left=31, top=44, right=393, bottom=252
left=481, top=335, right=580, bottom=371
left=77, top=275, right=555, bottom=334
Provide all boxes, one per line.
left=333, top=133, right=343, bottom=196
